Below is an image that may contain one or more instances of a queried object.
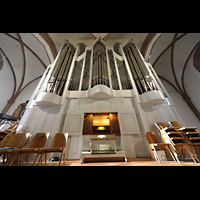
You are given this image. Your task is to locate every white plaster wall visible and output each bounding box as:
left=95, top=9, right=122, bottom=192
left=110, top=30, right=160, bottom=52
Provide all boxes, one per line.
left=161, top=79, right=200, bottom=131
left=0, top=58, right=15, bottom=112
left=149, top=33, right=200, bottom=130
left=0, top=33, right=50, bottom=115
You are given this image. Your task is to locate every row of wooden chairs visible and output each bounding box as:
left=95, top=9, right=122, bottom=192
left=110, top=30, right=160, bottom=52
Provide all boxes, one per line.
left=168, top=121, right=200, bottom=154
left=0, top=132, right=68, bottom=166
left=154, top=121, right=200, bottom=163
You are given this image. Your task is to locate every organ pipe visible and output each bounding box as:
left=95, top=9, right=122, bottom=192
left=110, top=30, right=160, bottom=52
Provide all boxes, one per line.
left=46, top=41, right=76, bottom=96
left=123, top=41, right=157, bottom=94
left=91, top=41, right=109, bottom=88
left=42, top=39, right=165, bottom=97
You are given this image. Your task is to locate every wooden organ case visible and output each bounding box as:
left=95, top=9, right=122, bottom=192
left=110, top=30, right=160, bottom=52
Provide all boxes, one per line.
left=83, top=113, right=120, bottom=135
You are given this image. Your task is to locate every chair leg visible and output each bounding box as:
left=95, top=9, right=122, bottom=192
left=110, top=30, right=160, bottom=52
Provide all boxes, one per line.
left=37, top=154, right=42, bottom=166
left=17, top=155, right=19, bottom=166
left=169, top=146, right=180, bottom=163
left=185, top=145, right=197, bottom=163
left=177, top=147, right=182, bottom=160
left=20, top=154, right=23, bottom=166
left=167, top=146, right=179, bottom=163
left=59, top=151, right=64, bottom=166
left=152, top=146, right=161, bottom=163
left=5, top=152, right=17, bottom=166
left=3, top=155, right=5, bottom=164
left=26, top=153, right=29, bottom=163
left=33, top=153, right=40, bottom=166
left=40, top=154, right=43, bottom=165
left=182, top=148, right=185, bottom=160
left=149, top=146, right=151, bottom=160
left=187, top=145, right=200, bottom=162
left=63, top=152, right=65, bottom=166
left=194, top=146, right=198, bottom=154
left=45, top=153, right=47, bottom=166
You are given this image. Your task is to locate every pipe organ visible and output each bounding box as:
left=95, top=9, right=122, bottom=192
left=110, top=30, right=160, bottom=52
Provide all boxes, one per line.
left=19, top=38, right=184, bottom=161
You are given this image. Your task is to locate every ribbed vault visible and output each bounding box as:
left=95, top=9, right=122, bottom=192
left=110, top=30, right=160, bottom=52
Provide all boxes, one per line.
left=141, top=33, right=200, bottom=122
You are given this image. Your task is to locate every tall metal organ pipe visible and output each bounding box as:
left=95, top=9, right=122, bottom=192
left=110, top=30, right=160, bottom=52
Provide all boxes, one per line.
left=43, top=39, right=163, bottom=96
left=123, top=41, right=157, bottom=94
left=46, top=41, right=76, bottom=96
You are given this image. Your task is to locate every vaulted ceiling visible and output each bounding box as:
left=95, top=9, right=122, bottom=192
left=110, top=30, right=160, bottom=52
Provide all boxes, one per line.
left=48, top=33, right=148, bottom=52
left=0, top=33, right=200, bottom=125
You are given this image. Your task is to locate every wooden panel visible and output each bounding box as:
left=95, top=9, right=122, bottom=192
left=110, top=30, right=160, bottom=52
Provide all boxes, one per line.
left=110, top=113, right=120, bottom=134
left=83, top=114, right=93, bottom=134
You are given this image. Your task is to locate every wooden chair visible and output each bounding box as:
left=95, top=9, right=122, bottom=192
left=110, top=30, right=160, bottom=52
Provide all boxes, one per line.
left=0, top=124, right=5, bottom=130
left=169, top=121, right=200, bottom=157
left=168, top=121, right=184, bottom=129
left=0, top=133, right=30, bottom=164
left=4, top=124, right=19, bottom=134
left=155, top=122, right=200, bottom=162
left=0, top=132, right=14, bottom=147
left=6, top=132, right=50, bottom=166
left=33, top=133, right=68, bottom=166
left=145, top=132, right=179, bottom=163
left=154, top=122, right=168, bottom=131
left=0, top=126, right=22, bottom=147
left=155, top=122, right=188, bottom=159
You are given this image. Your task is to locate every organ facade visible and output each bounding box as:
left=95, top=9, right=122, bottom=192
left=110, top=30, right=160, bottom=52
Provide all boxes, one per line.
left=19, top=38, right=183, bottom=160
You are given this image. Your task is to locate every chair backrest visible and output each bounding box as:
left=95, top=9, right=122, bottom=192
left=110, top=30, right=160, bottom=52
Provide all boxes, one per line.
left=0, top=124, right=5, bottom=130
left=155, top=122, right=168, bottom=130
left=0, top=133, right=14, bottom=147
left=145, top=132, right=160, bottom=144
left=5, top=133, right=31, bottom=148
left=5, top=125, right=18, bottom=132
left=50, top=133, right=68, bottom=148
left=168, top=121, right=183, bottom=128
left=28, top=132, right=50, bottom=148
